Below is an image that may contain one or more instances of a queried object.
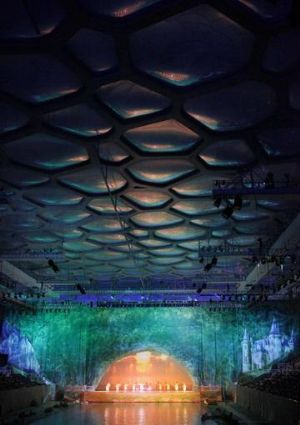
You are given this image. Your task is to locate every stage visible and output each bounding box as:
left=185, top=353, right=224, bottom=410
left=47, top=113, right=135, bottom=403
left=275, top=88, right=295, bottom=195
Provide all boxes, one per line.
left=81, top=390, right=201, bottom=403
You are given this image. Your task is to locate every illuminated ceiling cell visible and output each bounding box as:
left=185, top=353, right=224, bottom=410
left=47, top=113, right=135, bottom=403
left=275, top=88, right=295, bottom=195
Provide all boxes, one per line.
left=63, top=241, right=99, bottom=252
left=24, top=186, right=83, bottom=206
left=184, top=81, right=277, bottom=131
left=79, top=0, right=163, bottom=19
left=58, top=168, right=127, bottom=195
left=1, top=215, right=41, bottom=230
left=149, top=257, right=184, bottom=265
left=0, top=167, right=49, bottom=188
left=257, top=199, right=297, bottom=211
left=171, top=200, right=224, bottom=216
left=39, top=209, right=90, bottom=224
left=22, top=231, right=60, bottom=243
left=98, top=142, right=129, bottom=163
left=64, top=252, right=81, bottom=260
left=123, top=189, right=170, bottom=208
left=171, top=174, right=231, bottom=197
left=155, top=225, right=207, bottom=241
left=67, top=29, right=118, bottom=74
left=7, top=200, right=36, bottom=212
left=90, top=265, right=119, bottom=274
left=150, top=247, right=185, bottom=256
left=0, top=54, right=81, bottom=103
left=138, top=238, right=171, bottom=248
left=111, top=244, right=141, bottom=253
left=81, top=218, right=127, bottom=233
left=53, top=229, right=83, bottom=239
left=86, top=251, right=128, bottom=261
left=199, top=139, right=255, bottom=167
left=128, top=159, right=195, bottom=184
left=4, top=134, right=89, bottom=171
left=129, top=229, right=149, bottom=238
left=87, top=198, right=133, bottom=215
left=44, top=104, right=112, bottom=137
left=258, top=128, right=300, bottom=157
left=232, top=209, right=269, bottom=222
left=212, top=229, right=231, bottom=238
left=173, top=261, right=198, bottom=270
left=263, top=29, right=300, bottom=73
left=130, top=5, right=254, bottom=87
left=0, top=102, right=28, bottom=134
left=98, top=80, right=170, bottom=119
left=191, top=216, right=229, bottom=228
left=0, top=0, right=64, bottom=39
left=87, top=234, right=127, bottom=244
left=123, top=119, right=200, bottom=153
left=113, top=259, right=145, bottom=268
left=130, top=211, right=183, bottom=227
left=229, top=0, right=292, bottom=22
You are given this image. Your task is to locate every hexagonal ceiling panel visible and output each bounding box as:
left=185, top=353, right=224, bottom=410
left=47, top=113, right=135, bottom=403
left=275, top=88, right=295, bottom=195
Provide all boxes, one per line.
left=58, top=168, right=127, bottom=194
left=79, top=0, right=164, bottom=19
left=44, top=104, right=112, bottom=137
left=123, top=119, right=200, bottom=153
left=67, top=29, right=118, bottom=74
left=127, top=159, right=195, bottom=184
left=0, top=0, right=298, bottom=297
left=0, top=54, right=81, bottom=103
left=4, top=133, right=89, bottom=171
left=130, top=5, right=254, bottom=87
left=123, top=189, right=170, bottom=208
left=184, top=81, right=277, bottom=131
left=98, top=80, right=170, bottom=119
left=0, top=102, right=28, bottom=134
left=130, top=211, right=183, bottom=228
left=0, top=0, right=64, bottom=40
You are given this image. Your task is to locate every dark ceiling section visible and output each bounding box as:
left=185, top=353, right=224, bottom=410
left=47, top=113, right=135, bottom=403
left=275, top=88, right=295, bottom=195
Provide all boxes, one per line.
left=0, top=0, right=299, bottom=295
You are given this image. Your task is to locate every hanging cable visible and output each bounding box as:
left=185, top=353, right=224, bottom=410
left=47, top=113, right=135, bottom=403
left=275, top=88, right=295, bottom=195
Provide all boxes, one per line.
left=96, top=149, right=145, bottom=289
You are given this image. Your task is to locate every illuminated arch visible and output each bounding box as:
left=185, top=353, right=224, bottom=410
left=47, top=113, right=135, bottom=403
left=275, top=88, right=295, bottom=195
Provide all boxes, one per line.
left=96, top=350, right=195, bottom=391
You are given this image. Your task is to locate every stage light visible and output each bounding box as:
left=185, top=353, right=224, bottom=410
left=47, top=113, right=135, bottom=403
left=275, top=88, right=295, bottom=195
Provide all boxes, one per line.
left=48, top=259, right=59, bottom=273
left=214, top=197, right=222, bottom=208
left=199, top=257, right=204, bottom=263
left=233, top=194, right=242, bottom=210
left=76, top=284, right=86, bottom=295
left=211, top=256, right=218, bottom=266
left=265, top=171, right=274, bottom=189
left=222, top=205, right=234, bottom=219
left=204, top=263, right=212, bottom=272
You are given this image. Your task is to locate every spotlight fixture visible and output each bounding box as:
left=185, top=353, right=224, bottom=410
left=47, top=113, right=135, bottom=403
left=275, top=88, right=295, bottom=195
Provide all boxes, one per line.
left=265, top=171, right=274, bottom=189
left=211, top=256, right=218, bottom=266
left=48, top=259, right=59, bottom=273
left=199, top=257, right=204, bottom=263
left=233, top=194, right=242, bottom=210
left=75, top=284, right=86, bottom=295
left=214, top=197, right=222, bottom=208
left=204, top=263, right=212, bottom=272
left=222, top=205, right=234, bottom=219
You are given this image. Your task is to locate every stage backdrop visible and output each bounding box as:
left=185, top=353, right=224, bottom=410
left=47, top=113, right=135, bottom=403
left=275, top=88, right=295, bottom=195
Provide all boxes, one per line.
left=2, top=306, right=299, bottom=386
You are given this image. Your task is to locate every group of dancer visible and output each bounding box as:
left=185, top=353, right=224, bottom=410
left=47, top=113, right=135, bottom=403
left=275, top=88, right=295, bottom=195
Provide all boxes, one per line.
left=105, top=382, right=188, bottom=392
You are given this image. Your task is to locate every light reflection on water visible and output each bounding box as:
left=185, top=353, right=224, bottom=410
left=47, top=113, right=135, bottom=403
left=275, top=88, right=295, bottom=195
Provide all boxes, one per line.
left=32, top=403, right=208, bottom=425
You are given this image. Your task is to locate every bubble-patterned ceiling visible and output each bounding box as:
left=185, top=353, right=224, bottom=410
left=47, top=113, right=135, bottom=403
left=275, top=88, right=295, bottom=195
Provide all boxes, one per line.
left=0, top=0, right=299, bottom=296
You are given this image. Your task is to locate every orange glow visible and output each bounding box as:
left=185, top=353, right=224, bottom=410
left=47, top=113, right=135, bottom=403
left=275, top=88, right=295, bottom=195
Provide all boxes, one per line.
left=96, top=350, right=194, bottom=391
